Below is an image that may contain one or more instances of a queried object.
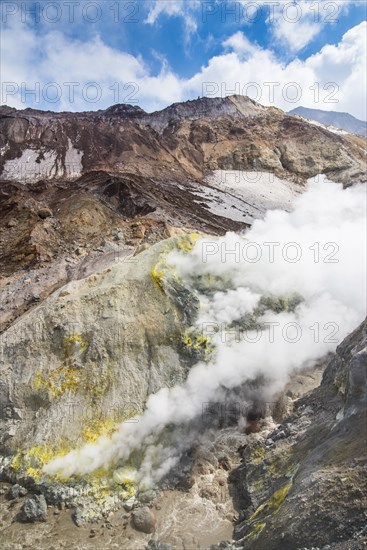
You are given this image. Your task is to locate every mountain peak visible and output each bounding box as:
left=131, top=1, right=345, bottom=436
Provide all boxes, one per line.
left=289, top=106, right=367, bottom=136
left=152, top=94, right=267, bottom=118
left=103, top=104, right=146, bottom=116
left=143, top=95, right=272, bottom=132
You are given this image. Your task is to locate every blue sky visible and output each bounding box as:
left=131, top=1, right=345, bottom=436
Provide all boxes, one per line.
left=1, top=1, right=366, bottom=118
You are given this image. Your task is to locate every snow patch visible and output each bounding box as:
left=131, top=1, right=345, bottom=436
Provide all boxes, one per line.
left=297, top=117, right=349, bottom=135
left=1, top=139, right=83, bottom=183
left=65, top=139, right=84, bottom=178
left=185, top=171, right=301, bottom=224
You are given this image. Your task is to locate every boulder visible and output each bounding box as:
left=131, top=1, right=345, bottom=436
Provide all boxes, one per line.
left=7, top=484, right=28, bottom=499
left=132, top=506, right=156, bottom=534
left=20, top=494, right=47, bottom=522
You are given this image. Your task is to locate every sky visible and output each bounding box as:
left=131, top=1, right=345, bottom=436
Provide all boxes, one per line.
left=1, top=0, right=366, bottom=118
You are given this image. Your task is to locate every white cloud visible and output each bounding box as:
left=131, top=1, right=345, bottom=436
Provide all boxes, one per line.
left=145, top=0, right=200, bottom=35
left=222, top=31, right=258, bottom=57
left=242, top=0, right=363, bottom=52
left=272, top=13, right=322, bottom=52
left=186, top=22, right=367, bottom=119
left=1, top=20, right=366, bottom=119
left=144, top=1, right=365, bottom=54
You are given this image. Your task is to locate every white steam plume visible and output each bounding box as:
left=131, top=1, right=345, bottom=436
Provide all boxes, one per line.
left=44, top=176, right=366, bottom=483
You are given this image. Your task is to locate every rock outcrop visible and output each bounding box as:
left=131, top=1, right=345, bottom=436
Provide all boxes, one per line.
left=20, top=494, right=48, bottom=523
left=213, top=319, right=367, bottom=550
left=0, top=236, right=199, bottom=457
left=1, top=96, right=366, bottom=184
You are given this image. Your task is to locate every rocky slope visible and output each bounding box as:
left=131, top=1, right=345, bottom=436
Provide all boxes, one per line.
left=1, top=96, right=366, bottom=333
left=0, top=96, right=366, bottom=549
left=0, top=318, right=365, bottom=550
left=1, top=96, right=366, bottom=184
left=289, top=106, right=367, bottom=137
left=226, top=318, right=367, bottom=550
left=0, top=236, right=200, bottom=455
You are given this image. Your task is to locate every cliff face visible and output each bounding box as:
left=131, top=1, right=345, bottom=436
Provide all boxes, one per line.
left=1, top=96, right=366, bottom=334
left=1, top=95, right=366, bottom=184
left=224, top=319, right=367, bottom=550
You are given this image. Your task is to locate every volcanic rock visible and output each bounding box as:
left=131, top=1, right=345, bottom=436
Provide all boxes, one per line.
left=132, top=506, right=156, bottom=534
left=7, top=484, right=28, bottom=499
left=20, top=494, right=48, bottom=522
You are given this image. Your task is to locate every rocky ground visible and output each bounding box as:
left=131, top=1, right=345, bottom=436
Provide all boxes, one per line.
left=1, top=95, right=366, bottom=333
left=0, top=96, right=366, bottom=549
left=0, top=322, right=366, bottom=549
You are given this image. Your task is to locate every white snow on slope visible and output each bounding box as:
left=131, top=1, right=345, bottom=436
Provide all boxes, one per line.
left=1, top=139, right=83, bottom=183
left=295, top=116, right=349, bottom=136
left=184, top=171, right=302, bottom=224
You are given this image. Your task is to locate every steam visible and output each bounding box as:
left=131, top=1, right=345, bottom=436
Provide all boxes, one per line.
left=44, top=176, right=366, bottom=483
